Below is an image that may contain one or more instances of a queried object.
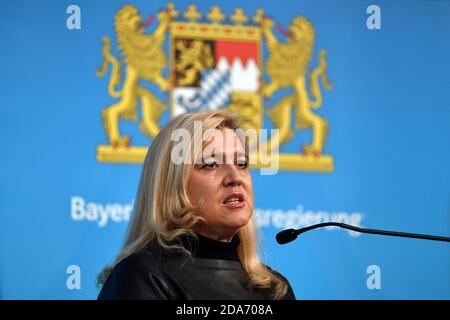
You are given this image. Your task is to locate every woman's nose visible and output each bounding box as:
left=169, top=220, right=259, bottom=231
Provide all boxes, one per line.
left=223, top=164, right=243, bottom=187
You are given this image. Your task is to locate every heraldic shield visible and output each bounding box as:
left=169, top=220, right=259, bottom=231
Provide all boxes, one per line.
left=96, top=3, right=334, bottom=172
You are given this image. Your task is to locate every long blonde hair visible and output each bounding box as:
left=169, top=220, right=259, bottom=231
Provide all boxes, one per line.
left=98, top=111, right=288, bottom=299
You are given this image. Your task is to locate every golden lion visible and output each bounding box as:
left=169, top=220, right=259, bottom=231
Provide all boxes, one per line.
left=262, top=16, right=333, bottom=155
left=175, top=40, right=214, bottom=86
left=96, top=4, right=171, bottom=147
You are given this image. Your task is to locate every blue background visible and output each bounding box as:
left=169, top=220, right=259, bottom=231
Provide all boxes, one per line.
left=1, top=0, right=449, bottom=299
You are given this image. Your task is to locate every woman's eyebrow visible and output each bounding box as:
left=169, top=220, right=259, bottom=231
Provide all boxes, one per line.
left=203, top=151, right=248, bottom=163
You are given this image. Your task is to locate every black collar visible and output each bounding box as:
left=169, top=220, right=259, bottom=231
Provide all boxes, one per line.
left=150, top=233, right=241, bottom=262
left=192, top=233, right=240, bottom=261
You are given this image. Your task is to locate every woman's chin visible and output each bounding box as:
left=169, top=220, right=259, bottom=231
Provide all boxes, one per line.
left=225, top=212, right=252, bottom=228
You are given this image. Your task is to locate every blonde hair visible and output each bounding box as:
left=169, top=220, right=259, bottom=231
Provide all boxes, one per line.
left=98, top=110, right=288, bottom=299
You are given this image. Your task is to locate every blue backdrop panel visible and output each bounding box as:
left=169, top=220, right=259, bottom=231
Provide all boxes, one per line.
left=0, top=0, right=449, bottom=299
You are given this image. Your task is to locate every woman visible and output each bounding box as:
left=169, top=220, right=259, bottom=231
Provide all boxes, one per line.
left=97, top=111, right=295, bottom=300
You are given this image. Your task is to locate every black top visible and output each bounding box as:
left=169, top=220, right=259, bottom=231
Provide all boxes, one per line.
left=98, top=234, right=296, bottom=300
left=190, top=233, right=241, bottom=261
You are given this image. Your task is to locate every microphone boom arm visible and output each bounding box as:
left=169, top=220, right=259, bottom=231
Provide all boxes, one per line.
left=276, top=222, right=450, bottom=244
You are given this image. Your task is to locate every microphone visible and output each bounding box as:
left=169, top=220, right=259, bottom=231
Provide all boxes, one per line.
left=276, top=222, right=450, bottom=244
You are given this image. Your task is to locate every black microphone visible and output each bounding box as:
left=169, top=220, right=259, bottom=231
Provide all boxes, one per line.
left=276, top=222, right=450, bottom=244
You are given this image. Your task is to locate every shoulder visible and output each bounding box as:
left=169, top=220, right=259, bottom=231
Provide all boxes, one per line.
left=265, top=265, right=297, bottom=300
left=97, top=249, right=169, bottom=300
left=112, top=250, right=157, bottom=275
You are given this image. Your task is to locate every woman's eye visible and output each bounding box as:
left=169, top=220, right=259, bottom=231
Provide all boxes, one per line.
left=236, top=161, right=249, bottom=169
left=203, top=162, right=217, bottom=169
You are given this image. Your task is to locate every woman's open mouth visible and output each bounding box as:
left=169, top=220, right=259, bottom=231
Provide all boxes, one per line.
left=223, top=193, right=245, bottom=209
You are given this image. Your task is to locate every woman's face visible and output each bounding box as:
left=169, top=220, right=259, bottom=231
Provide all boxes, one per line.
left=187, top=128, right=254, bottom=242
